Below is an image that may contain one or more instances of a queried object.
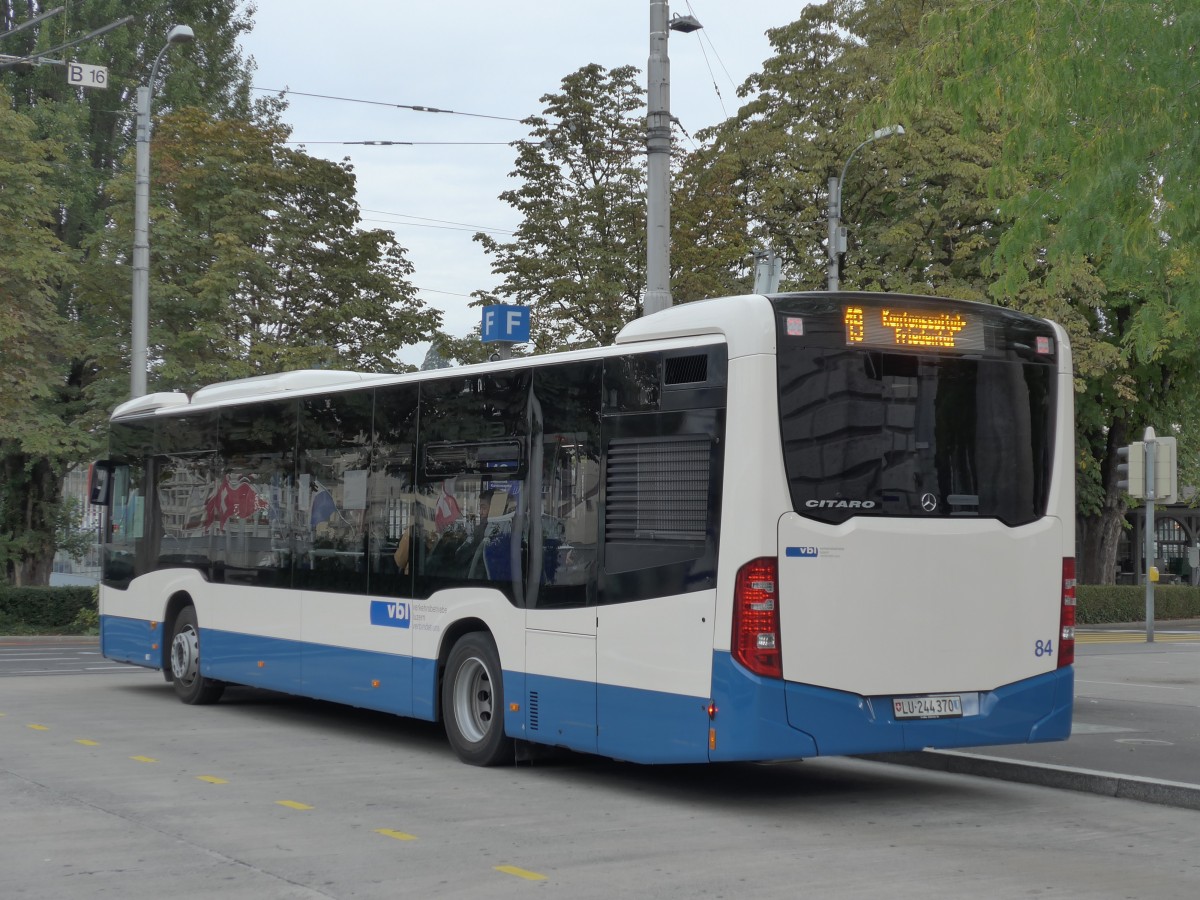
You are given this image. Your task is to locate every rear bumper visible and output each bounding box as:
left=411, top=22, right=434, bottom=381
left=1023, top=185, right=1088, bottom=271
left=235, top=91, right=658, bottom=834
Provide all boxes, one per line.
left=709, top=651, right=1073, bottom=761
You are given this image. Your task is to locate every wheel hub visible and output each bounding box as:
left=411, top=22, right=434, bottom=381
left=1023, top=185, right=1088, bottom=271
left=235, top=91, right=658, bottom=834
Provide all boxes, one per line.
left=453, top=657, right=493, bottom=743
left=171, top=626, right=199, bottom=683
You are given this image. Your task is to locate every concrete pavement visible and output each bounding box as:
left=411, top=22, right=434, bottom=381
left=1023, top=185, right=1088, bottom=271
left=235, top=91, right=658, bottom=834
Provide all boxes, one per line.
left=869, top=621, right=1200, bottom=810
left=6, top=624, right=1199, bottom=810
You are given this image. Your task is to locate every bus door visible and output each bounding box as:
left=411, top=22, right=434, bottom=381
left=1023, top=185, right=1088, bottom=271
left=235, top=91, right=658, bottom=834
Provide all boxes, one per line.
left=523, top=425, right=599, bottom=755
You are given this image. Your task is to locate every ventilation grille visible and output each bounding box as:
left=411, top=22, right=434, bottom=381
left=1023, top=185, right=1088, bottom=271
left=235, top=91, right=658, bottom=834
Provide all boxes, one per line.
left=606, top=437, right=711, bottom=542
left=665, top=354, right=708, bottom=385
left=528, top=691, right=539, bottom=731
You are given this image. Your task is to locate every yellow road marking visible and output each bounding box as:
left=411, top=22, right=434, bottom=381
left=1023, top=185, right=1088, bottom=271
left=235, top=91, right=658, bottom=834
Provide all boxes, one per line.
left=375, top=829, right=417, bottom=841
left=1078, top=632, right=1200, bottom=644
left=196, top=775, right=228, bottom=784
left=130, top=755, right=157, bottom=763
left=276, top=800, right=313, bottom=810
left=76, top=739, right=99, bottom=747
left=495, top=865, right=547, bottom=882
left=26, top=724, right=49, bottom=731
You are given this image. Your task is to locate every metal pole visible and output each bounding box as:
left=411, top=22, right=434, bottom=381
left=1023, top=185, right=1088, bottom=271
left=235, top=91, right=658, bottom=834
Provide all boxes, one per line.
left=130, top=27, right=192, bottom=398
left=826, top=176, right=841, bottom=291
left=1144, top=426, right=1157, bottom=643
left=131, top=83, right=151, bottom=398
left=644, top=0, right=672, bottom=317
left=826, top=126, right=904, bottom=293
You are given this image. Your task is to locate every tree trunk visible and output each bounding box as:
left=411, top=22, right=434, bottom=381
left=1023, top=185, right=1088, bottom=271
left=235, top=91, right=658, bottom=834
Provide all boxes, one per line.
left=2, top=449, right=65, bottom=587
left=1078, top=502, right=1128, bottom=585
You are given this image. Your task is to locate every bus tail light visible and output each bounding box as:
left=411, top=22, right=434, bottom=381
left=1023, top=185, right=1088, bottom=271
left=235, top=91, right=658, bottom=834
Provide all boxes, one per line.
left=1058, top=557, right=1076, bottom=668
left=732, top=557, right=782, bottom=679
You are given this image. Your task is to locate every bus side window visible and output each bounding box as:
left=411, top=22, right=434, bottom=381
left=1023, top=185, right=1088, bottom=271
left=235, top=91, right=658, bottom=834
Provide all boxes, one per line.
left=370, top=384, right=419, bottom=597
left=217, top=400, right=297, bottom=588
left=531, top=361, right=602, bottom=609
left=297, top=391, right=373, bottom=595
left=413, top=371, right=531, bottom=603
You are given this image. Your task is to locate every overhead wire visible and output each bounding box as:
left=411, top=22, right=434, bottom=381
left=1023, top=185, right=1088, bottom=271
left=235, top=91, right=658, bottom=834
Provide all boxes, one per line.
left=685, top=2, right=728, bottom=121
left=251, top=86, right=523, bottom=123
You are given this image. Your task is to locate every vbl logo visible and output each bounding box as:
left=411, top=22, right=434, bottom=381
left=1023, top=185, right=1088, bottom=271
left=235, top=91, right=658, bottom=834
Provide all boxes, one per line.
left=370, top=600, right=411, bottom=628
left=786, top=546, right=819, bottom=558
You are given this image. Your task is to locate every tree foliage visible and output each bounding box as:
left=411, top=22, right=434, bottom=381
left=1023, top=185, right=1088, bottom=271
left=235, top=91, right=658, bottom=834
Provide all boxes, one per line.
left=0, top=90, right=82, bottom=585
left=476, top=64, right=648, bottom=352
left=81, top=108, right=439, bottom=392
left=0, top=0, right=261, bottom=585
left=884, top=0, right=1200, bottom=581
left=0, top=2, right=435, bottom=584
left=675, top=0, right=1011, bottom=301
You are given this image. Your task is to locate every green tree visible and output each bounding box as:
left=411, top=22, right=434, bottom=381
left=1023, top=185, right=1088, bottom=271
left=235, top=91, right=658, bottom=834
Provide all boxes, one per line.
left=676, top=0, right=1007, bottom=300
left=0, top=91, right=81, bottom=585
left=886, top=0, right=1200, bottom=582
left=475, top=64, right=647, bottom=352
left=0, top=1, right=259, bottom=585
left=81, top=108, right=440, bottom=391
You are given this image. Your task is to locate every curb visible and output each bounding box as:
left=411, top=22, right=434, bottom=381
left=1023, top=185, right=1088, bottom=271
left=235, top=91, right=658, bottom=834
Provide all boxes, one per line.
left=861, top=750, right=1200, bottom=811
left=0, top=635, right=100, bottom=644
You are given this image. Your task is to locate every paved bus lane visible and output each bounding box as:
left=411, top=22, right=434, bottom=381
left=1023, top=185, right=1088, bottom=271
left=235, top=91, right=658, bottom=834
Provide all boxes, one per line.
left=2, top=671, right=1199, bottom=900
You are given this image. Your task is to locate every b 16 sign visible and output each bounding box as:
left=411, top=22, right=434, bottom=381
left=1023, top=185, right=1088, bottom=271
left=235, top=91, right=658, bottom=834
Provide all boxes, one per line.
left=67, top=62, right=108, bottom=89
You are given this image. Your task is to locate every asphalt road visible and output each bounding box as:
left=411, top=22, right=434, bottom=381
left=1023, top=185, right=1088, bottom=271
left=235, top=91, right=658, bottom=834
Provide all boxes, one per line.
left=2, top=663, right=1199, bottom=899
left=0, top=637, right=136, bottom=677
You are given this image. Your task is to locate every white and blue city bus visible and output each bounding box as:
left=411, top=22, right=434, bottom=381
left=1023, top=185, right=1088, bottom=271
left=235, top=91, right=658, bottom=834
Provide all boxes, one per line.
left=92, top=293, right=1076, bottom=766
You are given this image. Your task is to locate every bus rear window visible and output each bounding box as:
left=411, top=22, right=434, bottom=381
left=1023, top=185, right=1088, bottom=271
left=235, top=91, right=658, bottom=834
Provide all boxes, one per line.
left=774, top=296, right=1057, bottom=526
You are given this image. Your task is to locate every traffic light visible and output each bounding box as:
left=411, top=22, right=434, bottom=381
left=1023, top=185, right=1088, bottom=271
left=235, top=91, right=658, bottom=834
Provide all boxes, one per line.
left=1152, top=436, right=1178, bottom=503
left=1116, top=442, right=1146, bottom=498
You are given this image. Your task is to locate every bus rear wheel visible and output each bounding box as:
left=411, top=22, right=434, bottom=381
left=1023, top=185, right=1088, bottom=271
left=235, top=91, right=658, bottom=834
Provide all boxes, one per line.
left=442, top=632, right=514, bottom=766
left=169, top=606, right=224, bottom=705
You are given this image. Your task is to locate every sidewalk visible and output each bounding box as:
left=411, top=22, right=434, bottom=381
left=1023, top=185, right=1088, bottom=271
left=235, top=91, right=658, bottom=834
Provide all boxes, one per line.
left=869, top=621, right=1200, bottom=810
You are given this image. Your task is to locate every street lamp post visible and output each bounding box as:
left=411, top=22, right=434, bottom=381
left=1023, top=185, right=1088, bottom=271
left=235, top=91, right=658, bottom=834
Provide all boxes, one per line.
left=131, top=24, right=194, bottom=398
left=826, top=124, right=904, bottom=292
left=643, top=1, right=701, bottom=318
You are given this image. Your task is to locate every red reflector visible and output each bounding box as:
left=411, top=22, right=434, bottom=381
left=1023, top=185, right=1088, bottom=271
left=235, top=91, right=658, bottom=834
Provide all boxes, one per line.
left=1058, top=558, right=1076, bottom=668
left=732, top=557, right=782, bottom=678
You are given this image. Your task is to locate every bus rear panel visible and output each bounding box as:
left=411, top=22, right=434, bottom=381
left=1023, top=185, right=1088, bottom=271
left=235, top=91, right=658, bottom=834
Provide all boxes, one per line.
left=707, top=293, right=1073, bottom=761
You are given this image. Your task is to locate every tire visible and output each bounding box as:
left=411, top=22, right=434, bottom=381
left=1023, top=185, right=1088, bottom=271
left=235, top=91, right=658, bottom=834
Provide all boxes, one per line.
left=442, top=632, right=514, bottom=766
left=169, top=606, right=225, bottom=705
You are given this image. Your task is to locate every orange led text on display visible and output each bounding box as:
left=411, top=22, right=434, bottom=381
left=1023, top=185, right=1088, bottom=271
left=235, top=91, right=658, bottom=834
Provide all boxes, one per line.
left=844, top=305, right=969, bottom=350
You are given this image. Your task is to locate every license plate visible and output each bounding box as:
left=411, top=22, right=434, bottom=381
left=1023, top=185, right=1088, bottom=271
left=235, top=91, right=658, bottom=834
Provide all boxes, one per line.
left=893, top=694, right=963, bottom=720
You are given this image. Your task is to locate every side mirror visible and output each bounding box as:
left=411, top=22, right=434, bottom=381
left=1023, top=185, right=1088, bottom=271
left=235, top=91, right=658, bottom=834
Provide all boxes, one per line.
left=89, top=461, right=114, bottom=506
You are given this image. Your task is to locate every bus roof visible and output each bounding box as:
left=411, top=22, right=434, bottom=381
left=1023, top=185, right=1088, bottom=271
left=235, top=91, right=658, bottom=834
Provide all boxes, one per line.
left=113, top=292, right=1028, bottom=422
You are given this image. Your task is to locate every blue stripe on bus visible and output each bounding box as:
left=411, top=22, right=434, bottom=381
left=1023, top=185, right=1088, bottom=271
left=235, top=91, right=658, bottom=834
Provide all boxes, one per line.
left=596, top=681, right=711, bottom=763
left=711, top=651, right=1073, bottom=760
left=201, top=628, right=438, bottom=720
left=100, top=615, right=1071, bottom=763
left=100, top=614, right=164, bottom=669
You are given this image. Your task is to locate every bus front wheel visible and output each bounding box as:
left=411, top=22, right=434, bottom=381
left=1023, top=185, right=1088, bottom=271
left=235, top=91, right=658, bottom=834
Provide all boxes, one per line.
left=169, top=606, right=225, bottom=705
left=442, top=633, right=514, bottom=766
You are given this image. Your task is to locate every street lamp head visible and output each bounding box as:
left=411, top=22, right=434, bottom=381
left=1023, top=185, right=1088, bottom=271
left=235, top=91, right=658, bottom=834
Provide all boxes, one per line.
left=871, top=124, right=905, bottom=141
left=668, top=14, right=703, bottom=33
left=166, top=24, right=195, bottom=45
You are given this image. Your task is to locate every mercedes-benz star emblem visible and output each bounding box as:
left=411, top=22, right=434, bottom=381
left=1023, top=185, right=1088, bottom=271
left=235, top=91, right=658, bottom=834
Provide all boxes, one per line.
left=920, top=493, right=938, bottom=512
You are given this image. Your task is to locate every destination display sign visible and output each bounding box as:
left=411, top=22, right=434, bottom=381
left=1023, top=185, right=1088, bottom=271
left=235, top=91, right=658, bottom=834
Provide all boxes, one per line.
left=844, top=304, right=986, bottom=352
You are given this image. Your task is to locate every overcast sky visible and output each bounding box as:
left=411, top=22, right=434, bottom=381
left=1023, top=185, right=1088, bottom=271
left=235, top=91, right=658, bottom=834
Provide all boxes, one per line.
left=239, top=1, right=810, bottom=365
